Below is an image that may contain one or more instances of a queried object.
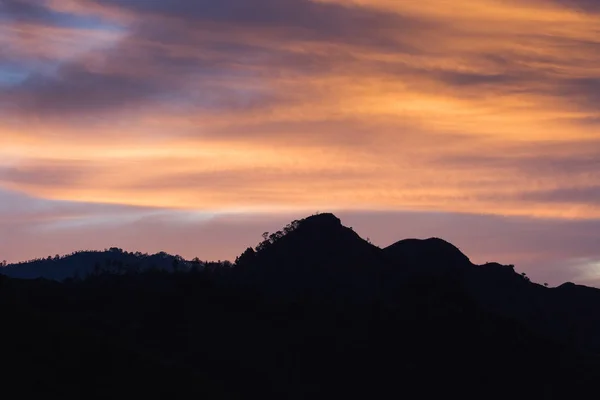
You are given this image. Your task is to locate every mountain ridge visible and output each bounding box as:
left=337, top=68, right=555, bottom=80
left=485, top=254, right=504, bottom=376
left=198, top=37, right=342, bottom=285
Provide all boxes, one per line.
left=2, top=212, right=600, bottom=397
left=1, top=249, right=209, bottom=280
left=0, top=212, right=584, bottom=289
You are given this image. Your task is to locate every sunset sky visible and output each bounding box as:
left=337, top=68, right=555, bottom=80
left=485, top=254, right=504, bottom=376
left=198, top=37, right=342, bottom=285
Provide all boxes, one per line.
left=1, top=0, right=599, bottom=286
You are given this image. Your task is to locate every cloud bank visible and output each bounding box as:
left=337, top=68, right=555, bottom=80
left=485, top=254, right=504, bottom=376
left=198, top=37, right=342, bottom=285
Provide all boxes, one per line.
left=1, top=0, right=600, bottom=284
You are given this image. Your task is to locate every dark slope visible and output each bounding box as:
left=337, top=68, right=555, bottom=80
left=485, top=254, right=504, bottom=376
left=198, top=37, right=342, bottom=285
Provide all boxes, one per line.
left=0, top=276, right=237, bottom=399
left=1, top=268, right=590, bottom=399
left=251, top=213, right=383, bottom=268
left=239, top=214, right=600, bottom=353
left=235, top=213, right=387, bottom=298
left=384, top=237, right=472, bottom=268
left=379, top=233, right=600, bottom=352
left=2, top=249, right=193, bottom=280
left=234, top=213, right=600, bottom=354
left=2, top=212, right=600, bottom=398
left=382, top=237, right=473, bottom=284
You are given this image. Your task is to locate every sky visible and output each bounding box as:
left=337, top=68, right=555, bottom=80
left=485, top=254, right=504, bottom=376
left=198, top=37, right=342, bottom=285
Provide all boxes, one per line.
left=0, top=0, right=599, bottom=286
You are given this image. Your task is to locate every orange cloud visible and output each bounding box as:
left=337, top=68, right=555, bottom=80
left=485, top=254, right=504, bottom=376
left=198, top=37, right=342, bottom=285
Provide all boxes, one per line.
left=1, top=0, right=599, bottom=219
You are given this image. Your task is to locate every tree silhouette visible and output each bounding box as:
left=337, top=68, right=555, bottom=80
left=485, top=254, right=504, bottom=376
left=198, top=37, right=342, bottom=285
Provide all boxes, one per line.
left=235, top=247, right=256, bottom=267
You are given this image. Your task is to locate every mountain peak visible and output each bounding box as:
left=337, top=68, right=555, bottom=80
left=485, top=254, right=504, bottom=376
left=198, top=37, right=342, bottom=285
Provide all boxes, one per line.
left=298, top=213, right=342, bottom=229
left=258, top=213, right=369, bottom=253
left=240, top=213, right=382, bottom=277
left=384, top=237, right=471, bottom=268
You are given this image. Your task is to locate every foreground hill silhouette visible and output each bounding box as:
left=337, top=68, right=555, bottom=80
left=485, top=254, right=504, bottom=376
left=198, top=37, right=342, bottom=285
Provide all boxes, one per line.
left=2, top=212, right=600, bottom=398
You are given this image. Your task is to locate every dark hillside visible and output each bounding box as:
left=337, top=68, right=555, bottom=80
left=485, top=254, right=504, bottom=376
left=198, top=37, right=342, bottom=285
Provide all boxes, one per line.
left=2, top=213, right=600, bottom=398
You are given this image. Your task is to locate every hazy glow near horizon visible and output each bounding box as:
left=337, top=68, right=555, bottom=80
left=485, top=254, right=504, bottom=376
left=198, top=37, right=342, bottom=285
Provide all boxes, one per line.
left=1, top=0, right=599, bottom=285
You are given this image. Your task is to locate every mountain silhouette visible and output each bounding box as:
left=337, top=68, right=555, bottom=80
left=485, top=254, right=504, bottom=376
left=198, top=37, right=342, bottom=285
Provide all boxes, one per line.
left=251, top=213, right=381, bottom=266
left=384, top=237, right=471, bottom=267
left=2, top=212, right=600, bottom=398
left=232, top=213, right=600, bottom=355
left=235, top=213, right=386, bottom=297
left=1, top=248, right=198, bottom=280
